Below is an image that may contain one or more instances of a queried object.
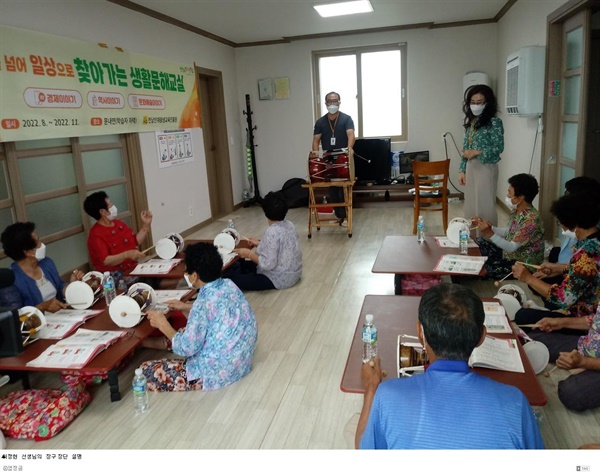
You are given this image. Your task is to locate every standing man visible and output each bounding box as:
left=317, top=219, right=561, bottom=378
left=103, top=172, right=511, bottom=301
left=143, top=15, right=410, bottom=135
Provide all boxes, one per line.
left=311, top=91, right=355, bottom=226
left=356, top=283, right=544, bottom=449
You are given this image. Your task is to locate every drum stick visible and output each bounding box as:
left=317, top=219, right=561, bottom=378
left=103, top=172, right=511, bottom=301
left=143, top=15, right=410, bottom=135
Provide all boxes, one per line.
left=516, top=261, right=542, bottom=269
left=141, top=245, right=155, bottom=254
left=517, top=323, right=541, bottom=329
left=494, top=272, right=513, bottom=287
left=543, top=365, right=559, bottom=377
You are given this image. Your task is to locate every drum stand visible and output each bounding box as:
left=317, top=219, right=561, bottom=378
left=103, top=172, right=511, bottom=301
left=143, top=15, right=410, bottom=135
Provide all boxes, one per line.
left=302, top=180, right=355, bottom=238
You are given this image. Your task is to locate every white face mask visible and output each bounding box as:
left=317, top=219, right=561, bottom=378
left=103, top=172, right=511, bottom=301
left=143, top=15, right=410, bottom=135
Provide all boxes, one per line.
left=327, top=105, right=339, bottom=114
left=107, top=205, right=118, bottom=220
left=470, top=103, right=486, bottom=116
left=34, top=242, right=46, bottom=260
left=183, top=273, right=194, bottom=289
left=504, top=196, right=517, bottom=210
left=561, top=228, right=577, bottom=239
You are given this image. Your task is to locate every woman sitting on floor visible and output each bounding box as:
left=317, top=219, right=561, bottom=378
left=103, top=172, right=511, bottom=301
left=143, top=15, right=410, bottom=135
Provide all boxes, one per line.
left=1, top=222, right=84, bottom=312
left=534, top=303, right=600, bottom=412
left=473, top=173, right=544, bottom=279
left=512, top=190, right=600, bottom=332
left=224, top=191, right=302, bottom=291
left=140, top=242, right=257, bottom=392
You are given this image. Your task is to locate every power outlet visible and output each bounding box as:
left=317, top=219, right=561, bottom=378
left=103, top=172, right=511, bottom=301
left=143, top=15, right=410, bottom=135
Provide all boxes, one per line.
left=188, top=205, right=193, bottom=216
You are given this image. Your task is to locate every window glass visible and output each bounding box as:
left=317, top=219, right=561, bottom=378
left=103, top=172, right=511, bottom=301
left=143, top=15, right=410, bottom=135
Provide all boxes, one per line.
left=14, top=138, right=70, bottom=150
left=315, top=45, right=406, bottom=140
left=18, top=153, right=76, bottom=195
left=318, top=55, right=358, bottom=136
left=0, top=208, right=14, bottom=229
left=46, top=232, right=88, bottom=274
left=361, top=50, right=402, bottom=137
left=0, top=161, right=10, bottom=201
left=26, top=194, right=82, bottom=236
left=82, top=148, right=125, bottom=184
left=80, top=134, right=120, bottom=145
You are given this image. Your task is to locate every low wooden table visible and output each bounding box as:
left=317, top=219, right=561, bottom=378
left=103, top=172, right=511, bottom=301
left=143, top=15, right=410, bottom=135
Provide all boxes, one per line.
left=372, top=235, right=484, bottom=294
left=340, top=295, right=547, bottom=406
left=0, top=291, right=194, bottom=402
left=125, top=239, right=250, bottom=279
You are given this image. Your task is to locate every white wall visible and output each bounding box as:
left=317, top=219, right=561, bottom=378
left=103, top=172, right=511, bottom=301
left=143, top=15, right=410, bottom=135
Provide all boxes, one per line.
left=1, top=0, right=571, bottom=229
left=496, top=0, right=567, bottom=203
left=235, top=25, right=498, bottom=194
left=0, top=0, right=243, bottom=238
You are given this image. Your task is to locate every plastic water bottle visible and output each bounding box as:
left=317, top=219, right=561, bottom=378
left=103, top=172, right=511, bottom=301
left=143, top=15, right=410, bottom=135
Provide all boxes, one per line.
left=459, top=226, right=469, bottom=255
left=417, top=215, right=425, bottom=243
left=228, top=219, right=235, bottom=230
left=102, top=271, right=116, bottom=305
left=132, top=368, right=149, bottom=414
left=361, top=314, right=378, bottom=363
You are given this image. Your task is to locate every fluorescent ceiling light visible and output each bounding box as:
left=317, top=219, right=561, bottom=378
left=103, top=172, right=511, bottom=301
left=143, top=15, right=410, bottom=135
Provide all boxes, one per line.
left=314, top=0, right=373, bottom=18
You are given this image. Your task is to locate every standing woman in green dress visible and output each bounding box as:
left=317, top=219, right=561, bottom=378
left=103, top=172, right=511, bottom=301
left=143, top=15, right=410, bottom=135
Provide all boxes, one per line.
left=458, top=84, right=504, bottom=226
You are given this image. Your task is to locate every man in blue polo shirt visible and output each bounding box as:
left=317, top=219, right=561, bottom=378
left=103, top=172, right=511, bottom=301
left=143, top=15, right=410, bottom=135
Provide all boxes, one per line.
left=356, top=283, right=544, bottom=449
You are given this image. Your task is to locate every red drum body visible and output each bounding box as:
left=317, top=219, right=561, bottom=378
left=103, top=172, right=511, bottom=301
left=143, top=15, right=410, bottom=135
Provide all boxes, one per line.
left=308, top=153, right=350, bottom=182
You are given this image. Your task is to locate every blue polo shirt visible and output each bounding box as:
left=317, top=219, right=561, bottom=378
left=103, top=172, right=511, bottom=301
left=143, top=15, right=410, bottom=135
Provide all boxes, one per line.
left=360, top=360, right=544, bottom=449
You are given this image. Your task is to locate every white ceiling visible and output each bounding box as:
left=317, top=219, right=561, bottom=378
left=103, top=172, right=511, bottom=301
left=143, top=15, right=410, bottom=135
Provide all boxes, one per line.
left=127, top=0, right=511, bottom=45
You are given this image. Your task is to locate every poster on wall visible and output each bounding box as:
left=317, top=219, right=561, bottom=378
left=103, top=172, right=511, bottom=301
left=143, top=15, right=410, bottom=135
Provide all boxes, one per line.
left=156, top=129, right=195, bottom=168
left=0, top=26, right=201, bottom=142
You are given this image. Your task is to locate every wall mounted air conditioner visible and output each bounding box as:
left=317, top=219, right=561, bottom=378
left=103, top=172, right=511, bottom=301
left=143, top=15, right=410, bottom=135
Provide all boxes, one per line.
left=505, top=46, right=545, bottom=116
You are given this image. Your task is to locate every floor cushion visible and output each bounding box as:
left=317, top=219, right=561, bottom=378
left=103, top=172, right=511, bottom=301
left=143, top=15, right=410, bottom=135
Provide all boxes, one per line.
left=0, top=382, right=90, bottom=441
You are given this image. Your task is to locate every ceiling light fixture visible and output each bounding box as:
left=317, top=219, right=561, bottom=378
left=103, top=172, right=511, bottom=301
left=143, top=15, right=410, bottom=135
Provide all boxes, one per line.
left=314, top=0, right=374, bottom=18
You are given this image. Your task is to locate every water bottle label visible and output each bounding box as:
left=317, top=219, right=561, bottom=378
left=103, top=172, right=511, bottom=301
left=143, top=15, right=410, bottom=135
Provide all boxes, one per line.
left=133, top=384, right=146, bottom=395
left=362, top=327, right=377, bottom=343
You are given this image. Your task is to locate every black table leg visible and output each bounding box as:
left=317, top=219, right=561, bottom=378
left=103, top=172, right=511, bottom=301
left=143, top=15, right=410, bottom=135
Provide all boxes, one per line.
left=108, top=368, right=121, bottom=402
left=394, top=274, right=403, bottom=295
left=21, top=372, right=31, bottom=389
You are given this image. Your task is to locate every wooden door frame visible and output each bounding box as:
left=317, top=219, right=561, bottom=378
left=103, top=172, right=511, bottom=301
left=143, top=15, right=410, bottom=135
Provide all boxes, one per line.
left=196, top=66, right=234, bottom=220
left=539, top=0, right=597, bottom=239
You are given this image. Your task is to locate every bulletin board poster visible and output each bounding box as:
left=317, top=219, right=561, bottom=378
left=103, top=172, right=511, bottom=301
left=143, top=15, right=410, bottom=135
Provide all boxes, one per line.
left=156, top=129, right=195, bottom=168
left=0, top=26, right=202, bottom=142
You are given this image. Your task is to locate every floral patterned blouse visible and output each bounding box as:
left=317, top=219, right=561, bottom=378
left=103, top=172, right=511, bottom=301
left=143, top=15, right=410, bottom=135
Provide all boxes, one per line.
left=172, top=278, right=257, bottom=391
left=579, top=305, right=600, bottom=358
left=459, top=116, right=504, bottom=173
left=501, top=207, right=544, bottom=264
left=547, top=233, right=600, bottom=320
left=256, top=220, right=303, bottom=289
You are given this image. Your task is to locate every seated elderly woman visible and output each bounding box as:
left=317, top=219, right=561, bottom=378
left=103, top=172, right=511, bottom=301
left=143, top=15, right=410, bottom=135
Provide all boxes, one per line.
left=513, top=190, right=600, bottom=345
left=140, top=242, right=257, bottom=392
left=473, top=173, right=544, bottom=279
left=533, top=304, right=600, bottom=412
left=224, top=191, right=302, bottom=291
left=1, top=222, right=84, bottom=312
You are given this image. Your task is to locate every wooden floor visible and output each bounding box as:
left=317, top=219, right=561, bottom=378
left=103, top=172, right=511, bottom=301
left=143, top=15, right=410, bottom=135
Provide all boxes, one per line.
left=2, top=201, right=599, bottom=449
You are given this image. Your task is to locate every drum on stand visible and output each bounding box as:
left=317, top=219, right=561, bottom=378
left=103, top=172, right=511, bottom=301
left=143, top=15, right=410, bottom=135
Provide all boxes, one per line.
left=308, top=149, right=354, bottom=183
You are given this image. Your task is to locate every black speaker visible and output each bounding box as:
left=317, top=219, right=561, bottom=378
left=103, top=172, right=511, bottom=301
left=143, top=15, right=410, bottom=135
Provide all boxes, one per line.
left=353, top=138, right=391, bottom=184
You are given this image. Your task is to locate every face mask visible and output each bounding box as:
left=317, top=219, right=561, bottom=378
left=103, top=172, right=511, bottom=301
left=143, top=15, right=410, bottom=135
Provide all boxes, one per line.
left=327, top=105, right=339, bottom=114
left=183, top=273, right=194, bottom=289
left=34, top=242, right=46, bottom=260
left=470, top=103, right=486, bottom=116
left=561, top=228, right=577, bottom=239
left=504, top=196, right=517, bottom=210
left=107, top=205, right=118, bottom=220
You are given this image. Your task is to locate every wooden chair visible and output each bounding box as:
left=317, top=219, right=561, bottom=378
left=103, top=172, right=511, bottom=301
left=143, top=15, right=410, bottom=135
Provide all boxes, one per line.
left=412, top=159, right=450, bottom=234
